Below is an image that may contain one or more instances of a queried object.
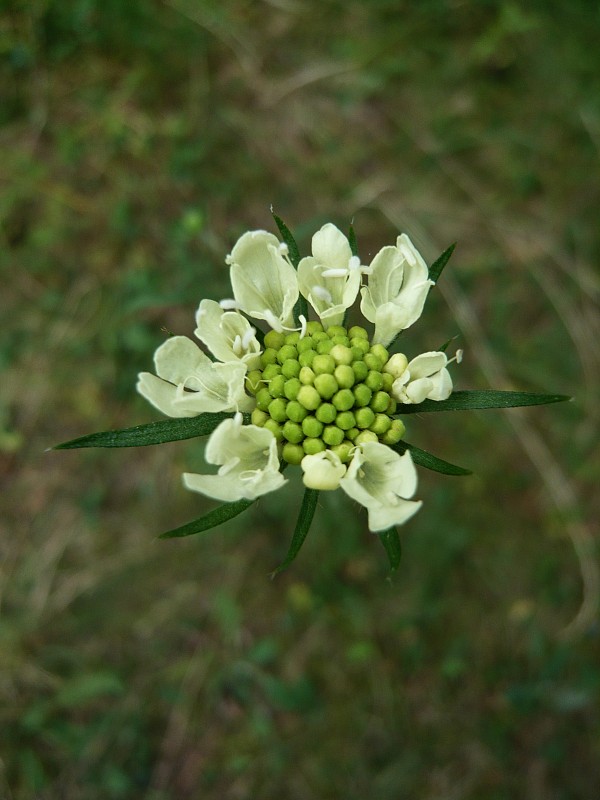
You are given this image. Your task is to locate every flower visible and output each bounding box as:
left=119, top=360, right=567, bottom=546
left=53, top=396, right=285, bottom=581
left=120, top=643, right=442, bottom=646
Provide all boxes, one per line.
left=183, top=413, right=286, bottom=501
left=228, top=230, right=299, bottom=332
left=387, top=351, right=458, bottom=405
left=360, top=233, right=434, bottom=346
left=137, top=335, right=254, bottom=417
left=301, top=450, right=347, bottom=490
left=339, top=442, right=422, bottom=532
left=297, top=223, right=363, bottom=328
left=195, top=299, right=262, bottom=370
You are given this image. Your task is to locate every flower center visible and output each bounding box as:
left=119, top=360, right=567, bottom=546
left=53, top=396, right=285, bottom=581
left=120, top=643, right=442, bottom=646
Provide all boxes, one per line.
left=245, top=321, right=406, bottom=465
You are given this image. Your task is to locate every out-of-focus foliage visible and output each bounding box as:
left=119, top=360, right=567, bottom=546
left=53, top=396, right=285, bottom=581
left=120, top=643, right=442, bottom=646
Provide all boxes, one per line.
left=1, top=1, right=599, bottom=798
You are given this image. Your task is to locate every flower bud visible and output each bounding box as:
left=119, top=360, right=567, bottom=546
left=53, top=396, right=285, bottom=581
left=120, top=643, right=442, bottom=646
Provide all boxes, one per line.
left=314, top=373, right=338, bottom=399
left=282, top=442, right=304, bottom=465
left=316, top=403, right=337, bottom=423
left=354, top=430, right=378, bottom=445
left=303, top=437, right=326, bottom=455
left=297, top=385, right=321, bottom=410
left=286, top=400, right=309, bottom=422
left=322, top=425, right=345, bottom=446
left=312, top=354, right=336, bottom=375
left=355, top=407, right=375, bottom=429
left=264, top=330, right=286, bottom=350
left=302, top=416, right=324, bottom=438
left=282, top=420, right=304, bottom=443
left=281, top=358, right=301, bottom=379
left=268, top=397, right=288, bottom=422
left=383, top=353, right=408, bottom=379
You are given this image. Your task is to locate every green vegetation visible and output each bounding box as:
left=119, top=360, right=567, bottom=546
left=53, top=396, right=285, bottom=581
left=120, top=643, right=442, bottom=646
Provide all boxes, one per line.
left=2, top=1, right=599, bottom=798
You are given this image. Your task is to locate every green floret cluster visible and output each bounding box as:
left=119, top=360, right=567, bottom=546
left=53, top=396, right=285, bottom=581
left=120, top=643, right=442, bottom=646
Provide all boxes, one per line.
left=245, top=321, right=406, bottom=465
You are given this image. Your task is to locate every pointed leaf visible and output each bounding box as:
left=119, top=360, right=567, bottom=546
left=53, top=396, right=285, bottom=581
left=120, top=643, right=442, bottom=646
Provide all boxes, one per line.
left=271, top=488, right=319, bottom=576
left=392, top=441, right=472, bottom=476
left=348, top=222, right=358, bottom=257
left=429, top=242, right=456, bottom=284
left=396, top=390, right=571, bottom=414
left=53, top=412, right=243, bottom=449
left=378, top=527, right=402, bottom=571
left=159, top=498, right=254, bottom=539
left=272, top=212, right=300, bottom=267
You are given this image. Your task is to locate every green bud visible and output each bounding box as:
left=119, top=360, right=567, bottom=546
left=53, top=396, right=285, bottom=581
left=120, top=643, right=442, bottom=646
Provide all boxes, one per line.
left=370, top=390, right=390, bottom=412
left=316, top=338, right=334, bottom=354
left=297, top=385, right=321, bottom=410
left=264, top=330, right=286, bottom=350
left=260, top=348, right=279, bottom=367
left=330, top=335, right=350, bottom=346
left=281, top=358, right=301, bottom=379
left=386, top=397, right=397, bottom=415
left=336, top=411, right=356, bottom=430
left=381, top=418, right=406, bottom=445
left=332, top=388, right=354, bottom=411
left=316, top=402, right=337, bottom=424
left=305, top=321, right=324, bottom=335
left=330, top=344, right=353, bottom=365
left=286, top=400, right=309, bottom=423
left=312, top=354, right=336, bottom=375
left=268, top=397, right=288, bottom=422
left=365, top=370, right=383, bottom=392
left=256, top=387, right=273, bottom=411
left=334, top=364, right=355, bottom=389
left=355, top=407, right=375, bottom=429
left=303, top=437, right=326, bottom=455
left=262, top=363, right=282, bottom=381
left=302, top=415, right=324, bottom=438
left=381, top=372, right=394, bottom=392
left=284, top=378, right=301, bottom=400
left=348, top=325, right=369, bottom=339
left=285, top=331, right=301, bottom=345
left=263, top=418, right=283, bottom=441
left=297, top=337, right=315, bottom=354
left=354, top=430, right=378, bottom=445
left=364, top=352, right=383, bottom=371
left=351, top=361, right=368, bottom=382
left=369, top=413, right=392, bottom=435
left=370, top=344, right=389, bottom=363
left=282, top=420, right=304, bottom=443
left=322, top=425, right=344, bottom=446
left=314, top=373, right=338, bottom=400
left=299, top=366, right=316, bottom=385
left=268, top=374, right=286, bottom=398
left=298, top=349, right=316, bottom=367
left=245, top=369, right=263, bottom=394
left=282, top=442, right=305, bottom=465
left=331, top=441, right=354, bottom=463
left=350, top=338, right=370, bottom=355
left=353, top=383, right=372, bottom=407
left=311, top=331, right=329, bottom=343
left=345, top=427, right=359, bottom=441
left=251, top=408, right=268, bottom=426
left=327, top=325, right=346, bottom=338
left=277, top=344, right=298, bottom=364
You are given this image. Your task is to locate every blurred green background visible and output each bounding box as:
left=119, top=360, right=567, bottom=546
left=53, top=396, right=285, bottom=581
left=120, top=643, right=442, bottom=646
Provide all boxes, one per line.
left=2, top=1, right=599, bottom=798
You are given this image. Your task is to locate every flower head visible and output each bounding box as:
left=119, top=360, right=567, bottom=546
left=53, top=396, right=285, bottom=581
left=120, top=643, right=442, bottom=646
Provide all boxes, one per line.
left=388, top=351, right=459, bottom=405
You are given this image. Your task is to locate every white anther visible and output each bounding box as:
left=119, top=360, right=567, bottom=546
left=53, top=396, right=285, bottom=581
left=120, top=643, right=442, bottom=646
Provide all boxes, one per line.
left=279, top=242, right=289, bottom=255
left=312, top=285, right=332, bottom=304
left=219, top=298, right=239, bottom=310
left=349, top=255, right=361, bottom=271
left=232, top=335, right=243, bottom=356
left=455, top=349, right=463, bottom=364
left=298, top=315, right=307, bottom=339
left=262, top=309, right=284, bottom=332
left=321, top=268, right=348, bottom=278
left=241, top=327, right=256, bottom=350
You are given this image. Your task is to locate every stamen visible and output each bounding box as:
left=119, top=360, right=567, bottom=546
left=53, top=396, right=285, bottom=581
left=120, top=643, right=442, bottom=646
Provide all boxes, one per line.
left=312, top=285, right=332, bottom=304
left=279, top=243, right=289, bottom=256
left=298, top=315, right=307, bottom=339
left=262, top=309, right=284, bottom=332
left=349, top=255, right=361, bottom=271
left=232, top=334, right=243, bottom=356
left=219, top=298, right=240, bottom=310
left=455, top=349, right=463, bottom=364
left=241, top=327, right=257, bottom=350
left=321, top=268, right=348, bottom=278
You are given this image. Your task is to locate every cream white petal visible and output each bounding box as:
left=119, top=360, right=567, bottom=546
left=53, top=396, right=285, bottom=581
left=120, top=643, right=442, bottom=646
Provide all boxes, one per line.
left=195, top=299, right=261, bottom=369
left=365, top=499, right=423, bottom=532
left=340, top=442, right=417, bottom=527
left=154, top=336, right=212, bottom=384
left=298, top=255, right=361, bottom=329
left=404, top=377, right=435, bottom=404
left=301, top=450, right=346, bottom=491
left=311, top=223, right=353, bottom=270
left=407, top=352, right=448, bottom=379
left=137, top=372, right=193, bottom=418
left=229, top=230, right=298, bottom=330
left=183, top=415, right=286, bottom=502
